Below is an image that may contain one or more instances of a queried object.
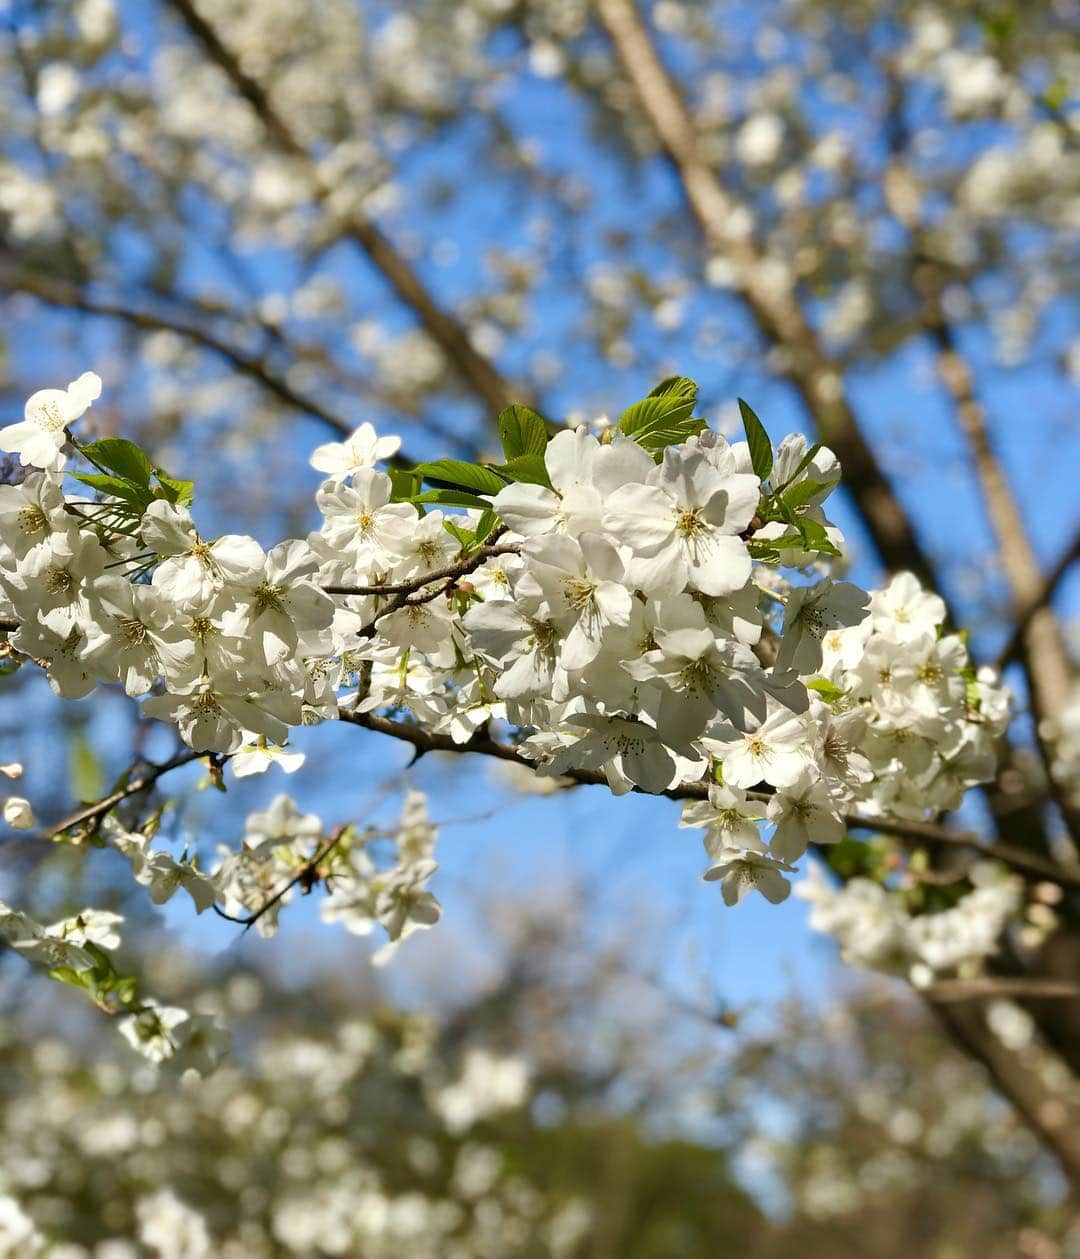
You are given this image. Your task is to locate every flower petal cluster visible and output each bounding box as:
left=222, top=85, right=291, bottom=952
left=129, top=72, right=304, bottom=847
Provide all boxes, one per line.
left=0, top=375, right=1011, bottom=945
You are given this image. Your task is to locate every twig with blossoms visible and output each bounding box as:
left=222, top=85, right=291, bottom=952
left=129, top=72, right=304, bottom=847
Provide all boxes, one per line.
left=26, top=749, right=206, bottom=845
left=339, top=707, right=1080, bottom=890
left=323, top=535, right=519, bottom=598
left=212, top=823, right=349, bottom=931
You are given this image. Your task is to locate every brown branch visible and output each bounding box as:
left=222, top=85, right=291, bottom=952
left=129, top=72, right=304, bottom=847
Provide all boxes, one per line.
left=324, top=538, right=518, bottom=597
left=337, top=707, right=1080, bottom=887
left=995, top=525, right=1080, bottom=671
left=167, top=0, right=523, bottom=421
left=926, top=977, right=1080, bottom=1003
left=832, top=809, right=1080, bottom=889
left=27, top=749, right=205, bottom=843
left=213, top=824, right=349, bottom=932
left=0, top=261, right=354, bottom=438
left=933, top=999, right=1080, bottom=1191
left=932, top=322, right=1075, bottom=732
left=592, top=0, right=941, bottom=593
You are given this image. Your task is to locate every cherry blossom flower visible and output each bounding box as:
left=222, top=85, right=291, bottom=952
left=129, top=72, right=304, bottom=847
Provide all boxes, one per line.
left=308, top=421, right=402, bottom=478
left=0, top=371, right=100, bottom=470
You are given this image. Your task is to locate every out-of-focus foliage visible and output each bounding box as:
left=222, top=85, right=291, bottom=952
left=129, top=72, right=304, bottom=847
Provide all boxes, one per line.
left=0, top=907, right=1076, bottom=1257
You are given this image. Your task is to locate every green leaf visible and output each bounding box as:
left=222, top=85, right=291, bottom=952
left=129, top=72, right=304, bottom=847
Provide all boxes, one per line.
left=47, top=966, right=94, bottom=994
left=827, top=836, right=882, bottom=880
left=497, top=405, right=549, bottom=460
left=69, top=472, right=152, bottom=508
left=796, top=517, right=841, bottom=557
left=152, top=470, right=195, bottom=507
left=620, top=379, right=696, bottom=435
left=443, top=519, right=475, bottom=549
left=647, top=375, right=699, bottom=401
left=746, top=542, right=782, bottom=562
left=807, top=677, right=847, bottom=704
left=489, top=454, right=552, bottom=488
left=619, top=378, right=708, bottom=458
left=388, top=467, right=422, bottom=502
left=79, top=438, right=153, bottom=487
left=781, top=478, right=828, bottom=511
left=412, top=488, right=494, bottom=510
left=411, top=460, right=506, bottom=496
left=738, top=399, right=773, bottom=481
left=70, top=731, right=104, bottom=801
left=474, top=509, right=499, bottom=544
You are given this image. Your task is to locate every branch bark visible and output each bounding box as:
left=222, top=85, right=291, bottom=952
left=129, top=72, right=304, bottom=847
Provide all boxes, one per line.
left=167, top=0, right=522, bottom=421
left=0, top=260, right=355, bottom=437
left=592, top=0, right=941, bottom=593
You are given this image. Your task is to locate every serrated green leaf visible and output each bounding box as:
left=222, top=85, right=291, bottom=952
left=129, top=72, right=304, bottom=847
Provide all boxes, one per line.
left=412, top=460, right=506, bottom=496
left=474, top=509, right=498, bottom=544
left=738, top=399, right=773, bottom=480
left=619, top=379, right=708, bottom=459
left=620, top=385, right=697, bottom=437
left=647, top=375, right=699, bottom=401
left=443, top=519, right=475, bottom=549
left=489, top=454, right=552, bottom=488
left=412, top=488, right=494, bottom=510
left=807, top=677, right=847, bottom=704
left=80, top=437, right=153, bottom=486
left=152, top=470, right=195, bottom=507
left=781, top=478, right=827, bottom=511
left=497, top=405, right=549, bottom=459
left=70, top=472, right=153, bottom=509
left=796, top=517, right=841, bottom=556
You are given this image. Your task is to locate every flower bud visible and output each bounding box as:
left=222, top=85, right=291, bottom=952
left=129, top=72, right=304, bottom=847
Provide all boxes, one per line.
left=3, top=796, right=35, bottom=829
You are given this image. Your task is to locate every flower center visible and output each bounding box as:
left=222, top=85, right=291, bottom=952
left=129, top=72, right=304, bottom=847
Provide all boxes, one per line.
left=45, top=566, right=73, bottom=597
left=119, top=616, right=148, bottom=646
left=36, top=401, right=66, bottom=432
left=17, top=506, right=47, bottom=536
left=801, top=607, right=824, bottom=638
left=562, top=576, right=595, bottom=612
left=674, top=506, right=706, bottom=539
left=254, top=581, right=287, bottom=615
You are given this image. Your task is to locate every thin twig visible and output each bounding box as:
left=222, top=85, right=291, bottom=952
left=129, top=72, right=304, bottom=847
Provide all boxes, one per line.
left=213, top=824, right=349, bottom=932
left=323, top=536, right=516, bottom=597
left=28, top=750, right=205, bottom=842
left=0, top=261, right=355, bottom=438
left=995, top=526, right=1080, bottom=671
left=336, top=708, right=1080, bottom=888
left=167, top=0, right=527, bottom=420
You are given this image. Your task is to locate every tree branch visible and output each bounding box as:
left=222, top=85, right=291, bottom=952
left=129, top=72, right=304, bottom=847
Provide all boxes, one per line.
left=26, top=749, right=205, bottom=843
left=592, top=0, right=942, bottom=594
left=213, top=824, right=348, bottom=932
left=0, top=260, right=356, bottom=438
left=323, top=538, right=519, bottom=598
left=926, top=977, right=1080, bottom=1003
left=167, top=0, right=524, bottom=421
left=336, top=707, right=1080, bottom=887
left=995, top=525, right=1080, bottom=671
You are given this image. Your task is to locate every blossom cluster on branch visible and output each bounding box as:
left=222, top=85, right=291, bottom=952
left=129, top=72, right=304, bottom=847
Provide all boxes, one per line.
left=0, top=371, right=1018, bottom=1062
